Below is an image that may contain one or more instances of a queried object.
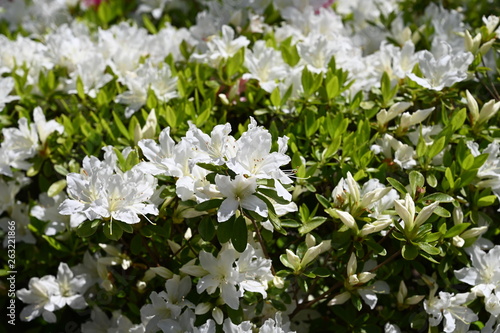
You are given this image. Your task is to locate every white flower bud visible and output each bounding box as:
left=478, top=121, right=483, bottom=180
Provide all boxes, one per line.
left=397, top=281, right=407, bottom=305
left=453, top=206, right=464, bottom=225
left=212, top=307, right=224, bottom=325
left=305, top=233, right=316, bottom=248
left=273, top=276, right=285, bottom=289
left=349, top=274, right=360, bottom=285
left=195, top=302, right=212, bottom=315
left=464, top=30, right=481, bottom=54
left=479, top=39, right=495, bottom=56
left=347, top=253, right=357, bottom=277
left=358, top=272, right=376, bottom=284
left=466, top=90, right=479, bottom=124
left=328, top=291, right=351, bottom=306
left=452, top=235, right=465, bottom=248
left=286, top=249, right=301, bottom=270
left=406, top=295, right=425, bottom=305
left=461, top=226, right=488, bottom=239
left=478, top=100, right=500, bottom=125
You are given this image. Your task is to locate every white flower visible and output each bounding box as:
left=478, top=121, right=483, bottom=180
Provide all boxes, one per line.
left=197, top=248, right=241, bottom=309
left=258, top=312, right=296, bottom=333
left=455, top=245, right=500, bottom=298
left=60, top=147, right=159, bottom=224
left=376, top=102, right=412, bottom=128
left=215, top=174, right=268, bottom=222
left=81, top=307, right=145, bottom=333
left=399, top=107, right=435, bottom=130
left=424, top=291, right=478, bottom=333
left=297, top=34, right=335, bottom=74
left=407, top=41, right=473, bottom=91
left=0, top=76, right=19, bottom=111
left=140, top=275, right=195, bottom=332
left=394, top=193, right=439, bottom=233
left=66, top=53, right=113, bottom=99
left=193, top=25, right=250, bottom=66
left=116, top=60, right=178, bottom=118
left=17, top=275, right=61, bottom=323
left=223, top=318, right=254, bottom=333
left=243, top=40, right=289, bottom=93
left=31, top=192, right=86, bottom=235
left=51, top=263, right=89, bottom=310
left=0, top=202, right=36, bottom=246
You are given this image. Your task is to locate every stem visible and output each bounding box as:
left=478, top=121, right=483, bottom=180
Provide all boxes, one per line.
left=244, top=210, right=276, bottom=275
left=290, top=249, right=402, bottom=319
left=369, top=249, right=401, bottom=273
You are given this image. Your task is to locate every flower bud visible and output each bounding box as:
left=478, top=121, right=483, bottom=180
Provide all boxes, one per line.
left=328, top=291, right=351, bottom=306
left=453, top=206, right=464, bottom=225
left=195, top=302, right=212, bottom=315
left=273, top=276, right=285, bottom=289
left=305, top=233, right=316, bottom=248
left=466, top=90, right=479, bottom=124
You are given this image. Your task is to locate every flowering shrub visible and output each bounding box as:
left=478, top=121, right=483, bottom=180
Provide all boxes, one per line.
left=0, top=0, right=500, bottom=332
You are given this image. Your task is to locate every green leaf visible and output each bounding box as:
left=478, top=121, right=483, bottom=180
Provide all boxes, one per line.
left=258, top=188, right=290, bottom=205
left=433, top=206, right=451, bottom=218
left=217, top=216, right=234, bottom=244
left=418, top=242, right=440, bottom=255
left=47, top=180, right=67, bottom=197
left=315, top=194, right=331, bottom=209
left=402, top=243, right=419, bottom=260
left=54, top=164, right=69, bottom=176
left=311, top=267, right=332, bottom=277
left=478, top=195, right=497, bottom=207
left=461, top=154, right=474, bottom=170
left=199, top=217, right=216, bottom=241
left=76, top=220, right=99, bottom=238
left=232, top=216, right=248, bottom=252
left=76, top=76, right=85, bottom=100
left=445, top=167, right=455, bottom=189
left=450, top=108, right=467, bottom=131
left=42, top=235, right=70, bottom=252
left=195, top=107, right=211, bottom=127
left=365, top=239, right=387, bottom=256
left=103, top=220, right=124, bottom=241
left=298, top=216, right=327, bottom=235
left=409, top=171, right=424, bottom=197
left=164, top=106, right=177, bottom=128
left=142, top=14, right=157, bottom=34
left=195, top=199, right=223, bottom=211
left=124, top=149, right=140, bottom=171
left=422, top=193, right=454, bottom=202
left=117, top=221, right=134, bottom=234
left=131, top=234, right=143, bottom=255
left=427, top=136, right=446, bottom=159
left=326, top=75, right=339, bottom=100
left=387, top=177, right=407, bottom=194
left=113, top=111, right=131, bottom=140
left=270, top=86, right=281, bottom=107
left=444, top=223, right=471, bottom=238
left=426, top=174, right=438, bottom=188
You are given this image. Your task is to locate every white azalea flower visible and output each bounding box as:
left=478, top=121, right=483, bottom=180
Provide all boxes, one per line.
left=424, top=291, right=477, bottom=333
left=455, top=245, right=500, bottom=298
left=141, top=275, right=195, bottom=332
left=0, top=76, right=19, bottom=111
left=17, top=275, right=61, bottom=323
left=192, top=25, right=250, bottom=66
left=59, top=147, right=159, bottom=224
left=196, top=248, right=241, bottom=309
left=407, top=41, right=473, bottom=91
left=215, top=174, right=268, bottom=222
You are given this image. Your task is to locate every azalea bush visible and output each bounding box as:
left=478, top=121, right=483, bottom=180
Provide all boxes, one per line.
left=1, top=0, right=500, bottom=332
